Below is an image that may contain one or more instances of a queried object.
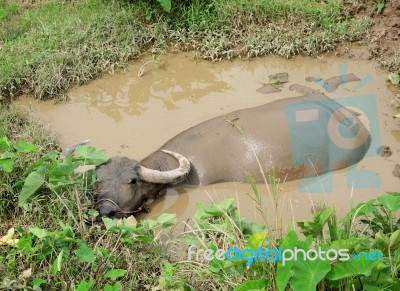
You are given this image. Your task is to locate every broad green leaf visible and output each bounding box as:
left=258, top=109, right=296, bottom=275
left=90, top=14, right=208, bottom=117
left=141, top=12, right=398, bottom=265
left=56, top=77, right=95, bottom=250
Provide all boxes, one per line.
left=31, top=278, right=46, bottom=288
left=23, top=150, right=58, bottom=176
left=13, top=140, right=39, bottom=153
left=247, top=231, right=268, bottom=249
left=18, top=169, right=46, bottom=207
left=315, top=209, right=333, bottom=225
left=0, top=158, right=13, bottom=173
left=142, top=219, right=158, bottom=230
left=195, top=198, right=235, bottom=220
left=102, top=217, right=116, bottom=230
left=74, top=146, right=108, bottom=166
left=234, top=279, right=270, bottom=291
left=50, top=163, right=75, bottom=177
left=341, top=201, right=376, bottom=222
left=49, top=176, right=76, bottom=189
left=105, top=269, right=127, bottom=281
left=163, top=261, right=173, bottom=276
left=74, top=243, right=95, bottom=263
left=29, top=227, right=49, bottom=239
left=298, top=209, right=333, bottom=237
left=156, top=0, right=171, bottom=12
left=208, top=258, right=224, bottom=273
left=0, top=136, right=10, bottom=151
left=156, top=213, right=176, bottom=228
left=378, top=193, right=400, bottom=211
left=276, top=231, right=298, bottom=291
left=88, top=209, right=99, bottom=217
left=219, top=198, right=236, bottom=211
left=291, top=258, right=331, bottom=291
left=97, top=247, right=109, bottom=258
left=377, top=2, right=385, bottom=13
left=52, top=250, right=63, bottom=274
left=76, top=279, right=94, bottom=291
left=375, top=230, right=400, bottom=252
left=331, top=237, right=360, bottom=251
left=104, top=283, right=120, bottom=291
left=326, top=256, right=381, bottom=280
left=297, top=221, right=323, bottom=237
left=389, top=230, right=400, bottom=247
left=375, top=232, right=390, bottom=248
left=388, top=72, right=400, bottom=85
left=194, top=202, right=208, bottom=221
left=240, top=218, right=266, bottom=235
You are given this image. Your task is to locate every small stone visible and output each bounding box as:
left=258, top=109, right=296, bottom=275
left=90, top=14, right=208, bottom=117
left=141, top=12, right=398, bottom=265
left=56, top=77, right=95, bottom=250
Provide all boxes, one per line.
left=377, top=145, right=392, bottom=157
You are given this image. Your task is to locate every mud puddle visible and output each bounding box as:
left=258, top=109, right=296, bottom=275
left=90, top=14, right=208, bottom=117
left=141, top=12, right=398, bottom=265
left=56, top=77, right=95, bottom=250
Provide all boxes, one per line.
left=15, top=52, right=400, bottom=227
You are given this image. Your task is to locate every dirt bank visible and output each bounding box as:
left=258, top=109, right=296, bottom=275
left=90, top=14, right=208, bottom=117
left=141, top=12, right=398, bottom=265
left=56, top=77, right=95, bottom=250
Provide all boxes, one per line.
left=337, top=0, right=399, bottom=71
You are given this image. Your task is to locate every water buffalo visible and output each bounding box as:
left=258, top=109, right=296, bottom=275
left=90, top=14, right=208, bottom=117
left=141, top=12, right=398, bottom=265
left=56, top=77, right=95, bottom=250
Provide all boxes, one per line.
left=94, top=94, right=371, bottom=219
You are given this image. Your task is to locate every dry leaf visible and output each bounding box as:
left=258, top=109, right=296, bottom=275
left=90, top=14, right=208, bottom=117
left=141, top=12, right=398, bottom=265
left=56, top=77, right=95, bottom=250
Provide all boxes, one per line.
left=21, top=268, right=32, bottom=278
left=115, top=215, right=137, bottom=227
left=0, top=228, right=19, bottom=247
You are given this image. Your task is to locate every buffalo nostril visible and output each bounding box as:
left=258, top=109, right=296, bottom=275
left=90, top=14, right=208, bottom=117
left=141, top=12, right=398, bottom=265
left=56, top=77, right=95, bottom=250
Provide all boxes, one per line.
left=97, top=205, right=115, bottom=218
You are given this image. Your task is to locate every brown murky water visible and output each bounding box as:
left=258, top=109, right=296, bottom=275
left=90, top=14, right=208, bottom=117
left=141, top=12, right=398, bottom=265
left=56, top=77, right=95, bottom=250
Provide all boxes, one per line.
left=15, top=52, right=400, bottom=228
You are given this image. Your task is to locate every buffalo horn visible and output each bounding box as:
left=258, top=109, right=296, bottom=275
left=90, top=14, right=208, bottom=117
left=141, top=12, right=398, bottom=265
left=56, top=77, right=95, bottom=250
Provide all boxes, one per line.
left=138, top=150, right=191, bottom=184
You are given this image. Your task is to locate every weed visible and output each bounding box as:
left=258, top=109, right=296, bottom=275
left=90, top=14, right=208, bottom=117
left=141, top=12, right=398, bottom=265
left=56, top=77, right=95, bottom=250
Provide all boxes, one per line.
left=0, top=107, right=172, bottom=289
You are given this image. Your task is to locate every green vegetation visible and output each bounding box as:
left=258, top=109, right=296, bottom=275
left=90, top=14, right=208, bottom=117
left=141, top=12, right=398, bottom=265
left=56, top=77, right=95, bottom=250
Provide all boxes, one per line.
left=1, top=1, right=399, bottom=290
left=1, top=108, right=399, bottom=290
left=0, top=0, right=372, bottom=101
left=0, top=107, right=171, bottom=289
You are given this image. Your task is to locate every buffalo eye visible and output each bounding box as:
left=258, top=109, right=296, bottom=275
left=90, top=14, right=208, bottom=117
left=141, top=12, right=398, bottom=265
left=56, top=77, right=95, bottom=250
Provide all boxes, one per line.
left=130, top=178, right=139, bottom=184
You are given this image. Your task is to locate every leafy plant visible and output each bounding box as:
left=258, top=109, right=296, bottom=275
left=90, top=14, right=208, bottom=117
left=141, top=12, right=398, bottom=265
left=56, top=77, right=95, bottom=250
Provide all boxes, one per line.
left=389, top=72, right=400, bottom=85
left=16, top=144, right=107, bottom=208
left=377, top=1, right=386, bottom=13
left=156, top=0, right=172, bottom=13
left=178, top=192, right=400, bottom=289
left=0, top=136, right=39, bottom=173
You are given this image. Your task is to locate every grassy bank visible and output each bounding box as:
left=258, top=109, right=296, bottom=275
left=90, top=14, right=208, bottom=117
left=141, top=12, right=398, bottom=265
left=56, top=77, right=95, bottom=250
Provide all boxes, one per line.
left=0, top=0, right=373, bottom=102
left=0, top=107, right=168, bottom=289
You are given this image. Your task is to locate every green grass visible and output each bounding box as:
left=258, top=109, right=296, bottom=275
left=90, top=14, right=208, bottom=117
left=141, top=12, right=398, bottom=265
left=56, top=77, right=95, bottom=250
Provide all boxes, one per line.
left=0, top=0, right=372, bottom=102
left=0, top=106, right=169, bottom=289
left=0, top=0, right=167, bottom=101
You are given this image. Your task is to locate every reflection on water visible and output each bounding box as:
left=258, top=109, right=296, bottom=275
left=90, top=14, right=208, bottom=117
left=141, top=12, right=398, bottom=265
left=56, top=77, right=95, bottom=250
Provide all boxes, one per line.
left=15, top=52, right=400, bottom=224
left=75, top=54, right=234, bottom=120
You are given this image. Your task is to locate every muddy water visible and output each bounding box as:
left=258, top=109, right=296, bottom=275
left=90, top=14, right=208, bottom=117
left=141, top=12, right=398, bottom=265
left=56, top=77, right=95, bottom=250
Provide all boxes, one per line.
left=15, top=53, right=400, bottom=228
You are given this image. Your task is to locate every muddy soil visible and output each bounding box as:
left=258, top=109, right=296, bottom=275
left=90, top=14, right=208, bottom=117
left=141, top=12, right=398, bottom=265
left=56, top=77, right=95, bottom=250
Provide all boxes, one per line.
left=337, top=1, right=400, bottom=71
left=15, top=52, right=400, bottom=227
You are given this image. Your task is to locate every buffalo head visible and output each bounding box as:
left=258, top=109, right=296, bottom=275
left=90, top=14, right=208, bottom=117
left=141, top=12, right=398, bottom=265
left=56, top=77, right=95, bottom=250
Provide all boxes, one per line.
left=94, top=150, right=190, bottom=220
